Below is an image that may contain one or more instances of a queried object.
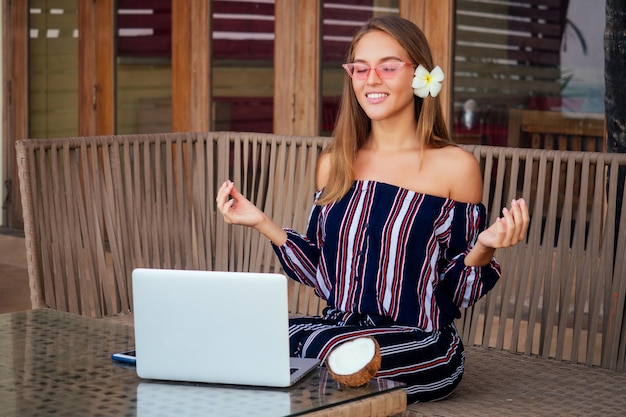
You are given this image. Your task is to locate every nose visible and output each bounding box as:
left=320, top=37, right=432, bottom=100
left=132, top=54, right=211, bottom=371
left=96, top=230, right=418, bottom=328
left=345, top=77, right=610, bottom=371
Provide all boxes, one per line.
left=366, top=67, right=382, bottom=83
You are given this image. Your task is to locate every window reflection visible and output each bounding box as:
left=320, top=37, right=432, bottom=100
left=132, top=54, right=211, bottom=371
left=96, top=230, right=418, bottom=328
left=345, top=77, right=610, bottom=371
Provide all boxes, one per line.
left=453, top=0, right=604, bottom=148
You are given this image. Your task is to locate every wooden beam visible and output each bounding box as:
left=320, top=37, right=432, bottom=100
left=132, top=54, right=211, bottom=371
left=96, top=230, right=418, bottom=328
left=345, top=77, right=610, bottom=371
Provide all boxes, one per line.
left=295, top=1, right=321, bottom=136
left=274, top=0, right=321, bottom=136
left=399, top=0, right=455, bottom=131
left=95, top=0, right=115, bottom=135
left=172, top=0, right=191, bottom=132
left=190, top=0, right=211, bottom=132
left=273, top=0, right=297, bottom=134
left=171, top=0, right=210, bottom=132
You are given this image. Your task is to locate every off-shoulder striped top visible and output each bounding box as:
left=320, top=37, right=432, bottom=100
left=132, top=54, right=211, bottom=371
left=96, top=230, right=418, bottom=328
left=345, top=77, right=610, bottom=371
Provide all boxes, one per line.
left=272, top=180, right=501, bottom=331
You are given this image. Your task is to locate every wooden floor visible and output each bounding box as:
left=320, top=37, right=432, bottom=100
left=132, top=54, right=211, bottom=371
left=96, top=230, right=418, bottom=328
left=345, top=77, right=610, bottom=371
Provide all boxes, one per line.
left=0, top=227, right=31, bottom=314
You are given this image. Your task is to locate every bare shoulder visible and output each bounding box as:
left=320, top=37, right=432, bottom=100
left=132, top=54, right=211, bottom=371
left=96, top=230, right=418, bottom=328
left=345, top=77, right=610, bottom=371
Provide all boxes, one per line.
left=315, top=150, right=332, bottom=191
left=430, top=145, right=482, bottom=204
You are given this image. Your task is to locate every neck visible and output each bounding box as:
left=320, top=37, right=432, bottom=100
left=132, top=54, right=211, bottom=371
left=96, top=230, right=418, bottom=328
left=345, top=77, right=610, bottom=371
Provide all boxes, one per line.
left=367, top=120, right=419, bottom=152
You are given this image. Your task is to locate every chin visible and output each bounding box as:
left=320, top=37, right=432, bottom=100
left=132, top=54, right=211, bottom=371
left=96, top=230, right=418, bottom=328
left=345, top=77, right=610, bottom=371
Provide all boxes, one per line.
left=363, top=110, right=388, bottom=121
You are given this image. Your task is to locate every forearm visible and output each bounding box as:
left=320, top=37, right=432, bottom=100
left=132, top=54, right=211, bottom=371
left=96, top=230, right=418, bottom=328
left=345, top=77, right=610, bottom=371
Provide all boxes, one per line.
left=464, top=241, right=496, bottom=267
left=464, top=198, right=529, bottom=267
left=254, top=214, right=288, bottom=246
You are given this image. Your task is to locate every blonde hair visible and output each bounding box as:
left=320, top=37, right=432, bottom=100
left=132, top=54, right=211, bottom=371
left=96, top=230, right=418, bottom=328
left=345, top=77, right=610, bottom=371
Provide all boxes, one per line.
left=317, top=15, right=454, bottom=205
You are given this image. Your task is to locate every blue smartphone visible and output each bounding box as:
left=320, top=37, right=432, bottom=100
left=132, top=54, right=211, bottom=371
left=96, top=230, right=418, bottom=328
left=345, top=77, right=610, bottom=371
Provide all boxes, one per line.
left=111, top=349, right=137, bottom=365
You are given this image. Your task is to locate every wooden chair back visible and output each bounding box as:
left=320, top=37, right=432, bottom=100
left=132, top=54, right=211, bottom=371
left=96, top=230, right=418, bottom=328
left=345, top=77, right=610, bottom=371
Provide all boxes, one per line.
left=17, top=133, right=215, bottom=316
left=16, top=132, right=330, bottom=318
left=458, top=145, right=626, bottom=370
left=17, top=133, right=626, bottom=371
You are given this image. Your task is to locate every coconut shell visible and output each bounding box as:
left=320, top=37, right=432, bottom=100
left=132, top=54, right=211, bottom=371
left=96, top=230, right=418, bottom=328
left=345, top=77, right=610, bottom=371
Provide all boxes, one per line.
left=326, top=337, right=382, bottom=387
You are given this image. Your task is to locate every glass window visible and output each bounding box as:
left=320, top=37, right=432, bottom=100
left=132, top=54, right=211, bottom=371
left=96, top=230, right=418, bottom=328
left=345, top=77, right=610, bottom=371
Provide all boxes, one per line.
left=560, top=0, right=604, bottom=114
left=116, top=0, right=172, bottom=134
left=453, top=0, right=605, bottom=149
left=29, top=2, right=79, bottom=138
left=212, top=0, right=275, bottom=132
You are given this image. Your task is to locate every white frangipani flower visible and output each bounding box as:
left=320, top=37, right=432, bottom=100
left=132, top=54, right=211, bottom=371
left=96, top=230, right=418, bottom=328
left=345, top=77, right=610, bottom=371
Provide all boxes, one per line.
left=412, top=65, right=444, bottom=98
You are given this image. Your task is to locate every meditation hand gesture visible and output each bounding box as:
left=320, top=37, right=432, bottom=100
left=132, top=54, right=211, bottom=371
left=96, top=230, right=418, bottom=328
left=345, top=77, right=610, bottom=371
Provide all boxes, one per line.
left=216, top=180, right=288, bottom=245
left=464, top=198, right=529, bottom=267
left=216, top=180, right=265, bottom=227
left=478, top=198, right=529, bottom=249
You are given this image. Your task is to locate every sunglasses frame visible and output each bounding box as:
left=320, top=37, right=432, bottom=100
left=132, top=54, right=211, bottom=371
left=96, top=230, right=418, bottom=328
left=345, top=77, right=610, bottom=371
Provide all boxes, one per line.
left=342, top=61, right=415, bottom=80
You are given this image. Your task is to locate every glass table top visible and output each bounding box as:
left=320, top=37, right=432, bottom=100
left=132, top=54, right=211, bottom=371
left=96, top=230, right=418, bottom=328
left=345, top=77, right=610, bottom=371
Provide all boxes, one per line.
left=0, top=309, right=405, bottom=416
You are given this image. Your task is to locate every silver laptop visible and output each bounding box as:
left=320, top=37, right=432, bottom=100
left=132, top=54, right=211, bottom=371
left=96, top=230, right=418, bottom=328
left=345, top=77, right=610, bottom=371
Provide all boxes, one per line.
left=132, top=268, right=319, bottom=387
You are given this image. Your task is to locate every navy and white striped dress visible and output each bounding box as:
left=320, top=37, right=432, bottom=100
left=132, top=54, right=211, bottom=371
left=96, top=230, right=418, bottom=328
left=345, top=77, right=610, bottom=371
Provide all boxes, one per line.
left=272, top=180, right=501, bottom=402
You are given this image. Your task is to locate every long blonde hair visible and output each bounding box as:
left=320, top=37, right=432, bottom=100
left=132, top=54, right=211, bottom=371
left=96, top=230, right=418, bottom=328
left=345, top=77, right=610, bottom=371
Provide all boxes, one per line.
left=317, top=15, right=454, bottom=205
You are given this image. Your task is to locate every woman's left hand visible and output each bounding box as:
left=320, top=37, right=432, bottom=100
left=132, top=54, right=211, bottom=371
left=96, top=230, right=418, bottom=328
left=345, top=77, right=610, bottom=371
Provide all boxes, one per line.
left=478, top=198, right=530, bottom=249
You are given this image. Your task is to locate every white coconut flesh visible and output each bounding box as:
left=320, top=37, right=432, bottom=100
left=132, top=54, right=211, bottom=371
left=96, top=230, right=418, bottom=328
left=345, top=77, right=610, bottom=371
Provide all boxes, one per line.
left=327, top=337, right=377, bottom=375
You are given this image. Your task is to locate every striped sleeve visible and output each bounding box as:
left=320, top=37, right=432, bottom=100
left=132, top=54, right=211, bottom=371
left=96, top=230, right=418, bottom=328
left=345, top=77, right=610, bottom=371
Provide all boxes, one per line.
left=271, top=204, right=327, bottom=298
left=438, top=203, right=501, bottom=308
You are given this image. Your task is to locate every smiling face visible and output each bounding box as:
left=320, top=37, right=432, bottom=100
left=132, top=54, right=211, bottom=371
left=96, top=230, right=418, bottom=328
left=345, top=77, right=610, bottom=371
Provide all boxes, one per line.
left=350, top=30, right=417, bottom=125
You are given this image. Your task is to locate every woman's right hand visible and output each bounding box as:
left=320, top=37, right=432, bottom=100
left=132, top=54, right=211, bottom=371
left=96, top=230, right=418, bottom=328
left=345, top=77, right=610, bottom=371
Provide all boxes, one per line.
left=216, top=180, right=288, bottom=245
left=216, top=180, right=265, bottom=227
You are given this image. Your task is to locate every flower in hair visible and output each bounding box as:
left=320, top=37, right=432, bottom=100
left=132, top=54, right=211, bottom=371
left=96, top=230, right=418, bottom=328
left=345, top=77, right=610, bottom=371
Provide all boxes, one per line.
left=412, top=65, right=444, bottom=98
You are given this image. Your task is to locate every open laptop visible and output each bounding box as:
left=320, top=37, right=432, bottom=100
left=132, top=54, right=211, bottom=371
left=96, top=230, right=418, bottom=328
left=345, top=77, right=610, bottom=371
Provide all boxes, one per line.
left=130, top=268, right=319, bottom=387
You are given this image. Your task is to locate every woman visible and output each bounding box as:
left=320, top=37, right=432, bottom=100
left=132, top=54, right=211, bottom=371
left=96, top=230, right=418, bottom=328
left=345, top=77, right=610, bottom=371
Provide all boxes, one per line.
left=216, top=15, right=529, bottom=402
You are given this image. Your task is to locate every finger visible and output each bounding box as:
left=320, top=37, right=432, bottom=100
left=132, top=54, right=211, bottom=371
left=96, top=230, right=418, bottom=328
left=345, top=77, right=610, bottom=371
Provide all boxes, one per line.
left=216, top=181, right=235, bottom=207
left=518, top=198, right=530, bottom=241
left=228, top=182, right=245, bottom=200
left=508, top=200, right=525, bottom=242
left=493, top=217, right=507, bottom=248
left=225, top=197, right=235, bottom=212
left=216, top=180, right=230, bottom=204
left=508, top=198, right=529, bottom=243
left=221, top=199, right=236, bottom=222
left=500, top=207, right=515, bottom=246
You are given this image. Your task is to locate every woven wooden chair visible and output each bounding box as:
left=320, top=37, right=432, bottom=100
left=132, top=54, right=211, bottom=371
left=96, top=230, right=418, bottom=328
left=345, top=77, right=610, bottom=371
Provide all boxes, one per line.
left=17, top=134, right=626, bottom=368
left=16, top=132, right=330, bottom=318
left=16, top=132, right=626, bottom=415
left=17, top=133, right=205, bottom=317
left=457, top=146, right=626, bottom=370
left=404, top=146, right=626, bottom=416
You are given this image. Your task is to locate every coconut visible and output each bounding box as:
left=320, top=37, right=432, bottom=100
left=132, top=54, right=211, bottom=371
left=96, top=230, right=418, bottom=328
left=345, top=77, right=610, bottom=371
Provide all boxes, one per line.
left=326, top=337, right=382, bottom=387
